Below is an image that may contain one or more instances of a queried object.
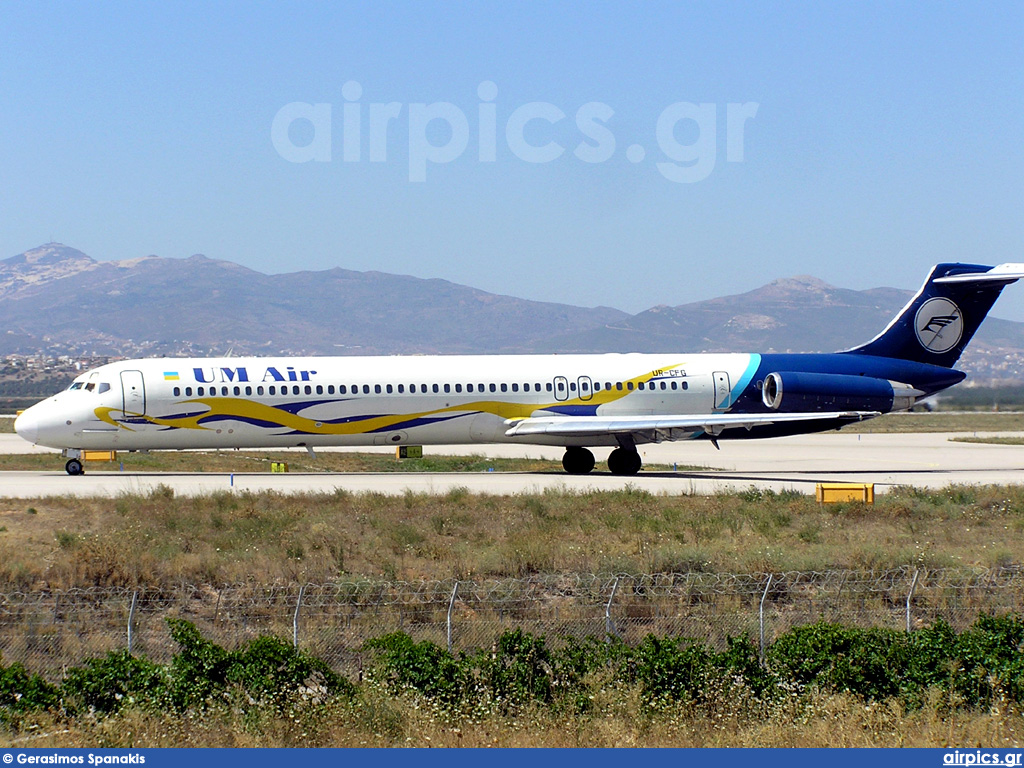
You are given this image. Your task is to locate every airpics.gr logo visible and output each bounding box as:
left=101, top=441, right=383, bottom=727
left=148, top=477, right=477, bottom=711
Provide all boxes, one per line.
left=915, top=297, right=963, bottom=354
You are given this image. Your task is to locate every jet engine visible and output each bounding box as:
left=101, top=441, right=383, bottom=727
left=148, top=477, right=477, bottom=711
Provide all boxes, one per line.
left=760, top=372, right=920, bottom=413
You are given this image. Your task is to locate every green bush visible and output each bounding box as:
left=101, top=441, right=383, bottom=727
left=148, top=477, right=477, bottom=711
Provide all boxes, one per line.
left=767, top=622, right=909, bottom=701
left=0, top=656, right=60, bottom=716
left=165, top=618, right=233, bottom=709
left=953, top=613, right=1024, bottom=706
left=62, top=650, right=166, bottom=714
left=475, top=629, right=554, bottom=707
left=363, top=632, right=471, bottom=707
left=227, top=634, right=353, bottom=705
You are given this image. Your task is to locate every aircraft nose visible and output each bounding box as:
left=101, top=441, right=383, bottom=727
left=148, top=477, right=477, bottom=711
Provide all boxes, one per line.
left=14, top=409, right=39, bottom=445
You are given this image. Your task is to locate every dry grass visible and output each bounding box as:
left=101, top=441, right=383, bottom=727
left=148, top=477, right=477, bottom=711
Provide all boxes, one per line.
left=0, top=450, right=691, bottom=474
left=951, top=437, right=1024, bottom=446
left=844, top=412, right=1024, bottom=433
left=3, top=690, right=1022, bottom=748
left=0, top=484, right=1022, bottom=589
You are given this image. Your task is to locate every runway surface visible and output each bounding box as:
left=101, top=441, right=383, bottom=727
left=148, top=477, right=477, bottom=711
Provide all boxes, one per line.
left=1, top=430, right=1023, bottom=497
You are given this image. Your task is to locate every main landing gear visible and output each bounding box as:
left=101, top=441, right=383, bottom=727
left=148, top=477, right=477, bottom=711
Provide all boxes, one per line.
left=561, top=446, right=643, bottom=476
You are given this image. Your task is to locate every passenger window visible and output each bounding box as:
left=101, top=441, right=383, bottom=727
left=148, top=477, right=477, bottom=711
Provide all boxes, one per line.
left=363, top=385, right=370, bottom=394
left=305, top=385, right=312, bottom=395
left=661, top=382, right=667, bottom=390
left=386, top=384, right=393, bottom=394
left=245, top=386, right=252, bottom=395
left=222, top=387, right=229, bottom=396
left=269, top=386, right=276, bottom=395
left=234, top=386, right=241, bottom=396
left=569, top=382, right=576, bottom=392
left=374, top=384, right=382, bottom=394
left=627, top=382, right=634, bottom=391
left=173, top=387, right=181, bottom=397
left=316, top=385, right=323, bottom=395
left=444, top=384, right=451, bottom=393
left=433, top=384, right=439, bottom=393
left=511, top=383, right=518, bottom=392
left=197, top=387, right=205, bottom=396
left=616, top=383, right=623, bottom=391
left=257, top=386, right=264, bottom=395
left=682, top=381, right=688, bottom=390
left=546, top=383, right=553, bottom=392
left=500, top=383, right=508, bottom=392
left=185, top=387, right=193, bottom=396
left=605, top=382, right=612, bottom=390
left=466, top=384, right=473, bottom=393
left=489, top=383, right=496, bottom=393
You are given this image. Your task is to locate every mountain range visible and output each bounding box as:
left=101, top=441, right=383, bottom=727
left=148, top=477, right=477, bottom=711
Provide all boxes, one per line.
left=3, top=244, right=1023, bottom=381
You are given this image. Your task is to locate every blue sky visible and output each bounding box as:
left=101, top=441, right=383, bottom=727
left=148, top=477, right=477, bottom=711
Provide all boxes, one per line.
left=2, top=2, right=1022, bottom=318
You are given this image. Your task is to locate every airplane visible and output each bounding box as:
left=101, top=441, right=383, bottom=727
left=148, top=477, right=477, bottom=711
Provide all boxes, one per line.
left=14, top=262, right=1024, bottom=476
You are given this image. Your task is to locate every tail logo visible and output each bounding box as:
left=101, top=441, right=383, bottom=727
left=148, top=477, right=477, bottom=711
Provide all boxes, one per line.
left=914, top=297, right=963, bottom=354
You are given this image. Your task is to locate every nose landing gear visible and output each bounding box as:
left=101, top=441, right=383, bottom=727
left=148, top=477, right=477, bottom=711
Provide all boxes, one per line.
left=62, top=449, right=85, bottom=476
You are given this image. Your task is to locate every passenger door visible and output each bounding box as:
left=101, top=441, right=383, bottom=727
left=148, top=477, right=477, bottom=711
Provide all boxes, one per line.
left=120, top=370, right=146, bottom=417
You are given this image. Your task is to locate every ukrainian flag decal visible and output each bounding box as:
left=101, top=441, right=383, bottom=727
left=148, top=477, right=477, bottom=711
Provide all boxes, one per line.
left=163, top=372, right=180, bottom=381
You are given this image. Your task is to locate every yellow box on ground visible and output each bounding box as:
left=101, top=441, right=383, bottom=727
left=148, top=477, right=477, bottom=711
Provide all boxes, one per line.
left=396, top=445, right=423, bottom=459
left=816, top=483, right=874, bottom=504
left=82, top=450, right=117, bottom=462
left=271, top=462, right=289, bottom=473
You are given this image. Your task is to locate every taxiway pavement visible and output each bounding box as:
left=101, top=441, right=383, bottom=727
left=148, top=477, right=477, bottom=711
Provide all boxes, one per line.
left=1, top=431, right=1022, bottom=498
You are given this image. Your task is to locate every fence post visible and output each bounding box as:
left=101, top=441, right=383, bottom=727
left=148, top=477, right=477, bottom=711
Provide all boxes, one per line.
left=605, top=576, right=620, bottom=640
left=759, top=575, right=772, bottom=661
left=447, top=581, right=459, bottom=653
left=293, top=584, right=305, bottom=649
left=127, top=590, right=138, bottom=654
left=906, top=569, right=920, bottom=632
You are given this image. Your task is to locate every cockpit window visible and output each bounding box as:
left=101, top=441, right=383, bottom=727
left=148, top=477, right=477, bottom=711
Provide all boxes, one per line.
left=85, top=383, right=96, bottom=392
left=98, top=383, right=111, bottom=394
left=69, top=382, right=84, bottom=390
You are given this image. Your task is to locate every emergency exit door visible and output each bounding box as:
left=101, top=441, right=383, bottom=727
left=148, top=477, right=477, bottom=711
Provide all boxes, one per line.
left=713, top=371, right=731, bottom=410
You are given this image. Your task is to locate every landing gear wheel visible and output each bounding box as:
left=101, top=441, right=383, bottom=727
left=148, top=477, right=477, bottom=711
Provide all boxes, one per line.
left=562, top=446, right=596, bottom=475
left=65, top=459, right=84, bottom=476
left=607, top=447, right=642, bottom=476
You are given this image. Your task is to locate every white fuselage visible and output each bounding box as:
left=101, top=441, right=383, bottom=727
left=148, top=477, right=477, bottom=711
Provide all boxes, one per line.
left=15, top=353, right=760, bottom=452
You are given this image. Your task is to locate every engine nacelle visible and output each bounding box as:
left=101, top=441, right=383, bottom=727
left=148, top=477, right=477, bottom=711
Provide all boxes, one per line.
left=760, top=371, right=919, bottom=413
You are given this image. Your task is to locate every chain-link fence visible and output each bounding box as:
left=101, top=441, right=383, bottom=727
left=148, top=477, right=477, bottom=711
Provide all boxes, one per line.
left=1, top=567, right=1021, bottom=681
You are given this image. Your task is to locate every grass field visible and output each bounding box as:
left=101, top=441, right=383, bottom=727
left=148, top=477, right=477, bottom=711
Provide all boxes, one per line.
left=1, top=483, right=1022, bottom=588
left=3, top=691, right=1020, bottom=748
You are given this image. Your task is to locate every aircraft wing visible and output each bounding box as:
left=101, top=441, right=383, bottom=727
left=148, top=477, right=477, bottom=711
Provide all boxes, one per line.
left=504, top=410, right=880, bottom=439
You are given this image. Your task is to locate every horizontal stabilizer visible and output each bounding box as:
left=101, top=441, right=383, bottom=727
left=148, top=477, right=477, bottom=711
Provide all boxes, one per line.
left=504, top=410, right=879, bottom=439
left=933, top=263, right=1024, bottom=284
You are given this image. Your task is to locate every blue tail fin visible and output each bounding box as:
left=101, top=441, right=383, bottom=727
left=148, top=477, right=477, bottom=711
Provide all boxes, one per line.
left=846, top=263, right=1024, bottom=368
